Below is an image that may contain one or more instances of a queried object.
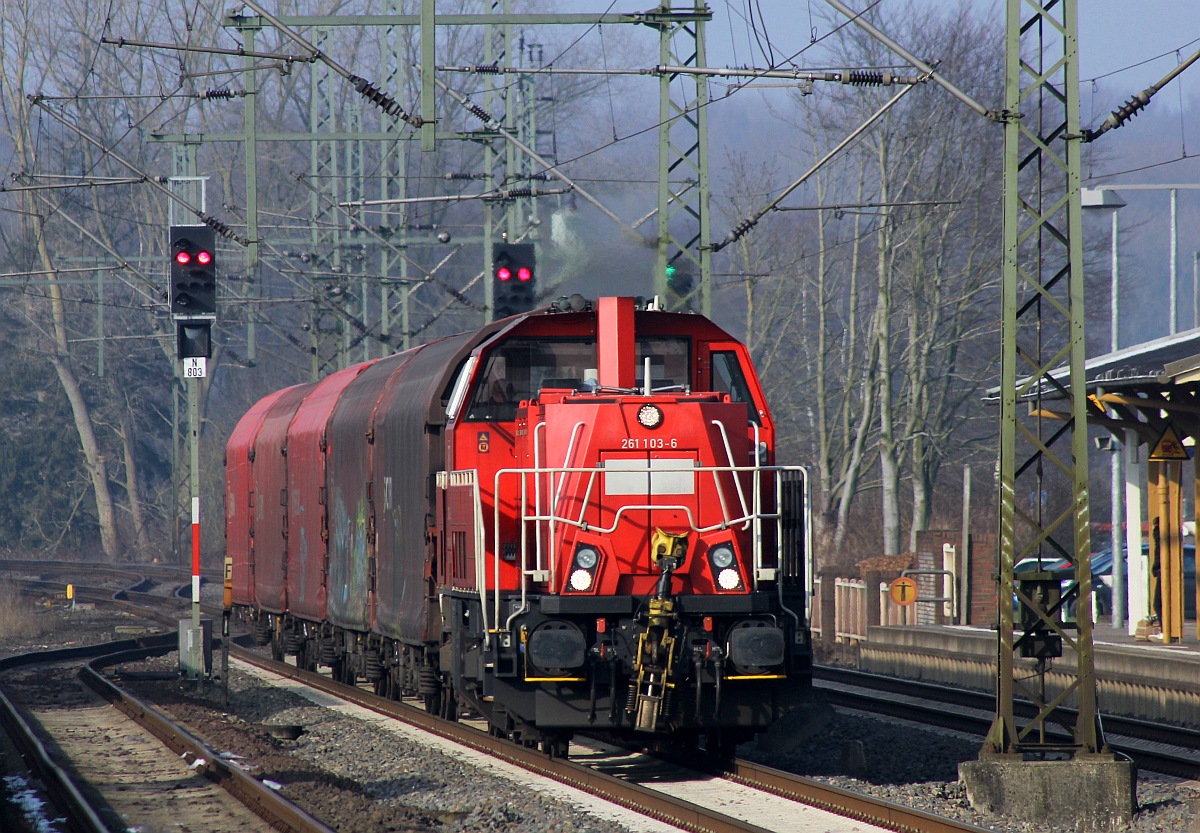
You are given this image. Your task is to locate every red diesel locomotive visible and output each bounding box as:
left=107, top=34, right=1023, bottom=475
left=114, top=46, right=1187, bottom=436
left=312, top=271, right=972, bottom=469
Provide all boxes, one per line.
left=227, top=296, right=812, bottom=753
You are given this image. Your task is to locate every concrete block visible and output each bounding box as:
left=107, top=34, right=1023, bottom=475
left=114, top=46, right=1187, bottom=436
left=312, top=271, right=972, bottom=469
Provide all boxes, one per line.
left=960, top=757, right=1135, bottom=832
left=178, top=618, right=212, bottom=677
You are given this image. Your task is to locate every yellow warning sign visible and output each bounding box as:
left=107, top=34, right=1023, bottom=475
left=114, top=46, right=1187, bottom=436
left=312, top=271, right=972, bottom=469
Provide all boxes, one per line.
left=888, top=576, right=919, bottom=606
left=1149, top=425, right=1191, bottom=461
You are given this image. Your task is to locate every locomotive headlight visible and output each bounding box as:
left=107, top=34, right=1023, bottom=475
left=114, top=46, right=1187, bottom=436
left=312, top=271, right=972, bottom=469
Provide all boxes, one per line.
left=569, top=569, right=594, bottom=591
left=717, top=568, right=742, bottom=590
left=637, top=404, right=664, bottom=429
left=709, top=544, right=735, bottom=569
left=575, top=546, right=599, bottom=570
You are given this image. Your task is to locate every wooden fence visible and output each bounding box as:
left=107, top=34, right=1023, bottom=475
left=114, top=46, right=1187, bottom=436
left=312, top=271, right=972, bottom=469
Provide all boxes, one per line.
left=811, top=576, right=918, bottom=644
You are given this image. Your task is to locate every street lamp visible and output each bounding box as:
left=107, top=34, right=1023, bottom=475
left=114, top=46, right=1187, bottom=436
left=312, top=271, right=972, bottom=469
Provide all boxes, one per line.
left=1081, top=186, right=1127, bottom=351
left=1081, top=185, right=1128, bottom=630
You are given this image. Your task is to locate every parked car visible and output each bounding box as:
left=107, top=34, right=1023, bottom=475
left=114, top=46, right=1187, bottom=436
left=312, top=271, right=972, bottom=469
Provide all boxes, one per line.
left=1013, top=556, right=1069, bottom=575
left=1061, top=544, right=1195, bottom=620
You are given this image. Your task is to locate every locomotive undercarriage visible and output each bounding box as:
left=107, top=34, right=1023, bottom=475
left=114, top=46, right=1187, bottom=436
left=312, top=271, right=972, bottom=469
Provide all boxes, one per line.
left=237, top=589, right=810, bottom=756
left=440, top=587, right=811, bottom=751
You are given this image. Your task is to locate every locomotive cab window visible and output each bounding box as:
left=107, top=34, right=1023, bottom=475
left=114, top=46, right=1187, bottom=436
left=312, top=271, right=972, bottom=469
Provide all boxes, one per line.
left=711, top=351, right=761, bottom=426
left=635, top=337, right=689, bottom=391
left=463, top=338, right=597, bottom=421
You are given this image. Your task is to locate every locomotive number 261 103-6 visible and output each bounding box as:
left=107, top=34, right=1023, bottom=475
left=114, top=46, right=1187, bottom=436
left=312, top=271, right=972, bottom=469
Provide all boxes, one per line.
left=620, top=437, right=678, bottom=449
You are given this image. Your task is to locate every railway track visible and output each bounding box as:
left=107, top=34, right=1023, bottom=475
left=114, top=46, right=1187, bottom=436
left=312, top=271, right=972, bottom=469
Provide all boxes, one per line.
left=226, top=644, right=995, bottom=833
left=0, top=565, right=999, bottom=833
left=815, top=665, right=1200, bottom=779
left=0, top=636, right=328, bottom=833
left=10, top=563, right=1200, bottom=829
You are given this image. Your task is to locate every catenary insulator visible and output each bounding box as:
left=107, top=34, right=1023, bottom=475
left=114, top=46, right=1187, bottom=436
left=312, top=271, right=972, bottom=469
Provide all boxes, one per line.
left=843, top=70, right=893, bottom=86
left=466, top=102, right=492, bottom=123
left=350, top=75, right=421, bottom=126
left=1104, top=89, right=1152, bottom=131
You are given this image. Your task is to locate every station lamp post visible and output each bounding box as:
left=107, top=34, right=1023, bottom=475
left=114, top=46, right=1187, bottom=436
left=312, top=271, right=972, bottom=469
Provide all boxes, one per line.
left=1081, top=186, right=1127, bottom=629
left=1080, top=187, right=1126, bottom=351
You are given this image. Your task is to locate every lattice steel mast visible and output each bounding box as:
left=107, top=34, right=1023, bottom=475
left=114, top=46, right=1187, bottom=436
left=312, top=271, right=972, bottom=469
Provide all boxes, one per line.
left=985, top=0, right=1105, bottom=759
left=653, top=3, right=712, bottom=316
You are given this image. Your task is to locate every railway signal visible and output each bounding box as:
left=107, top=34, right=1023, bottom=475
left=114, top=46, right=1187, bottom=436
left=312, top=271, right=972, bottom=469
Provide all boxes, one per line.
left=492, top=242, right=535, bottom=320
left=665, top=263, right=693, bottom=298
left=169, top=225, right=217, bottom=318
left=176, top=321, right=212, bottom=360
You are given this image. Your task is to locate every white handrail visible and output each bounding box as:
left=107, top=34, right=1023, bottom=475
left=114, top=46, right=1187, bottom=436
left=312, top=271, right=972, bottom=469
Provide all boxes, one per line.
left=710, top=420, right=752, bottom=529
left=548, top=421, right=587, bottom=584
left=439, top=462, right=813, bottom=634
left=751, top=423, right=763, bottom=588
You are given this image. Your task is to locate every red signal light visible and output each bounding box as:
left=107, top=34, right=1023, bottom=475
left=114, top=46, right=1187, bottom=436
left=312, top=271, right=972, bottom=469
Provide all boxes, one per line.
left=517, top=266, right=532, bottom=282
left=175, top=251, right=191, bottom=265
left=196, top=251, right=212, bottom=265
left=497, top=266, right=512, bottom=281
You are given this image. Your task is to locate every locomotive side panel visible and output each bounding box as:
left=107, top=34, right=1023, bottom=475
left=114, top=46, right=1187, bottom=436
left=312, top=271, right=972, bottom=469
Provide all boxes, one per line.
left=250, top=384, right=313, bottom=614
left=373, top=334, right=475, bottom=642
left=286, top=363, right=374, bottom=623
left=226, top=387, right=298, bottom=608
left=325, top=357, right=405, bottom=632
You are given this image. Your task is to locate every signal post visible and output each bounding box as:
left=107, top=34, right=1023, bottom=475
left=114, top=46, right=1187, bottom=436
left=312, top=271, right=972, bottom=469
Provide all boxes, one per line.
left=169, top=220, right=217, bottom=683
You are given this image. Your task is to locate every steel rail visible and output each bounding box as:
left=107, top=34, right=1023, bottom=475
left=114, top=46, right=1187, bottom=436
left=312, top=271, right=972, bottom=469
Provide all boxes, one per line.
left=229, top=645, right=774, bottom=833
left=726, top=758, right=996, bottom=833
left=0, top=638, right=173, bottom=833
left=0, top=572, right=331, bottom=833
left=814, top=665, right=1200, bottom=779
left=80, top=643, right=337, bottom=833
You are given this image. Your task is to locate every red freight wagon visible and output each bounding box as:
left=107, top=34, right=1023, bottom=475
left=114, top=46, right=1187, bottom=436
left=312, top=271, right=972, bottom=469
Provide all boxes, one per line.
left=226, top=386, right=302, bottom=608
left=321, top=353, right=409, bottom=633
left=285, top=362, right=375, bottom=625
left=371, top=333, right=482, bottom=644
left=250, top=383, right=313, bottom=615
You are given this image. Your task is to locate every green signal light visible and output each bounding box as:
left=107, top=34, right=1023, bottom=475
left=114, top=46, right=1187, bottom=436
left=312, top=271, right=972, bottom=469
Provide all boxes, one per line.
left=665, top=264, right=676, bottom=278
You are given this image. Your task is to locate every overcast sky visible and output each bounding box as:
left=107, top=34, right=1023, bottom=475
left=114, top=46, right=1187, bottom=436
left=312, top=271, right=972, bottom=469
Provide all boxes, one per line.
left=700, top=0, right=1200, bottom=87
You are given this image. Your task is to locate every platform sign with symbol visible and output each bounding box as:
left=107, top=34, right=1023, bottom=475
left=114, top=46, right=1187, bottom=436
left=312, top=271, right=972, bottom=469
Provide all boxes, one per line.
left=1149, top=424, right=1190, bottom=461
left=183, top=357, right=207, bottom=378
left=888, top=576, right=919, bottom=606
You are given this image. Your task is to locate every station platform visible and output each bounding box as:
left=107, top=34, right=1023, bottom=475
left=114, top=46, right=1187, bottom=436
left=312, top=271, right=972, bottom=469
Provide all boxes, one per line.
left=1092, top=620, right=1200, bottom=648
left=855, top=623, right=1200, bottom=727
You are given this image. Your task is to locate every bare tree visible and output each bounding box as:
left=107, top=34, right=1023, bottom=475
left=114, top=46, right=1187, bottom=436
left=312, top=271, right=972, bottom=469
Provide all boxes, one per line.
left=716, top=0, right=1003, bottom=559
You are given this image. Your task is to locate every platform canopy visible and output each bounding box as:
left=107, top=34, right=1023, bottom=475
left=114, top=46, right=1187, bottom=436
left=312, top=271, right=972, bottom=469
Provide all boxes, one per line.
left=989, top=326, right=1200, bottom=444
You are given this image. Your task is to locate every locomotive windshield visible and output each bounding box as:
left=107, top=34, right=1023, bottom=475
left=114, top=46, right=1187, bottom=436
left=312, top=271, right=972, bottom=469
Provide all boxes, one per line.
left=634, top=337, right=690, bottom=391
left=464, top=338, right=596, bottom=421
left=462, top=335, right=693, bottom=421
